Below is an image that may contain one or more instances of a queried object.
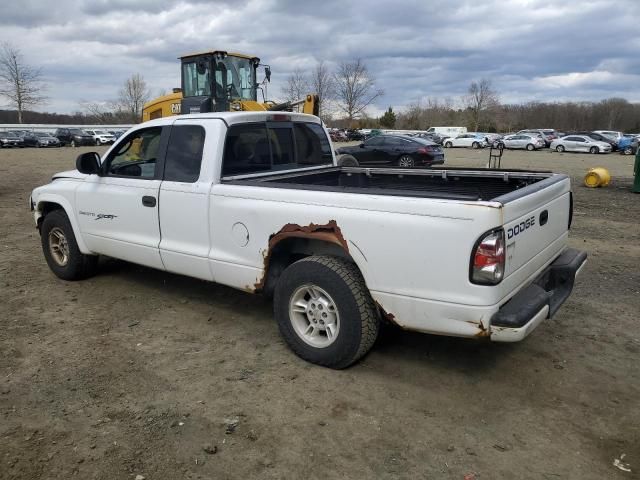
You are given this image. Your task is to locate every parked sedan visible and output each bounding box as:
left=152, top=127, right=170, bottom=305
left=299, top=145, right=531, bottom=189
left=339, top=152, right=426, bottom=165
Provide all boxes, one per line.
left=443, top=133, right=487, bottom=149
left=335, top=134, right=444, bottom=168
left=550, top=135, right=612, bottom=154
left=498, top=134, right=545, bottom=151
left=22, top=132, right=61, bottom=147
left=0, top=131, right=25, bottom=148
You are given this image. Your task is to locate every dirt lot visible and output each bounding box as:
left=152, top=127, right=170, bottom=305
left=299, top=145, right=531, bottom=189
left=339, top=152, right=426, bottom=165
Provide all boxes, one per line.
left=1, top=144, right=639, bottom=480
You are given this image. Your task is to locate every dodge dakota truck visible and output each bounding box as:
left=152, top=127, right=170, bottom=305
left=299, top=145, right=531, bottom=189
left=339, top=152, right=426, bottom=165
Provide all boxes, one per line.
left=31, top=112, right=586, bottom=368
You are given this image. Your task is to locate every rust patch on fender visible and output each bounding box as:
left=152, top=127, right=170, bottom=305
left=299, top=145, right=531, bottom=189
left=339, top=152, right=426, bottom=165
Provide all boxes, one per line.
left=475, top=319, right=491, bottom=338
left=375, top=301, right=405, bottom=329
left=253, top=220, right=349, bottom=292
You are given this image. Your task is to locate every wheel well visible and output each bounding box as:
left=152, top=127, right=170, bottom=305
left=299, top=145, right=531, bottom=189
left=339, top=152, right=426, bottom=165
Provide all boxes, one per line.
left=36, top=202, right=64, bottom=231
left=260, top=237, right=354, bottom=297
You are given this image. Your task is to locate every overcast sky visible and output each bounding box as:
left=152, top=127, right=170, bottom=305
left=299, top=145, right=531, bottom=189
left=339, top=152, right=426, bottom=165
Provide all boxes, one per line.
left=1, top=0, right=639, bottom=116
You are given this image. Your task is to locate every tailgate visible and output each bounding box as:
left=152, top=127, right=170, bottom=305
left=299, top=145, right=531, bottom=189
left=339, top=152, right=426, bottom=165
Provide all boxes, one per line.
left=500, top=175, right=571, bottom=278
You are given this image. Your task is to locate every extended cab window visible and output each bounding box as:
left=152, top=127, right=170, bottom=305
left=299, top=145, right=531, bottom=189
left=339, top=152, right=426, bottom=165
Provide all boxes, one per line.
left=105, top=127, right=162, bottom=178
left=222, top=122, right=331, bottom=176
left=164, top=125, right=205, bottom=182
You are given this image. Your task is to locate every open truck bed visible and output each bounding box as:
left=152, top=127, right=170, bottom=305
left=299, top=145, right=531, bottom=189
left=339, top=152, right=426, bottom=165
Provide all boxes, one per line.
left=223, top=166, right=563, bottom=202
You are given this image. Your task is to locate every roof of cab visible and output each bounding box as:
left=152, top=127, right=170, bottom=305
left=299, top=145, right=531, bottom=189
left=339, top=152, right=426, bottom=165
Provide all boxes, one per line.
left=138, top=111, right=322, bottom=129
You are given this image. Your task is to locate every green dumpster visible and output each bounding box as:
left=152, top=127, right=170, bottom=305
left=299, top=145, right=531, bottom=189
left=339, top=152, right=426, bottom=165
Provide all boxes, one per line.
left=635, top=147, right=640, bottom=193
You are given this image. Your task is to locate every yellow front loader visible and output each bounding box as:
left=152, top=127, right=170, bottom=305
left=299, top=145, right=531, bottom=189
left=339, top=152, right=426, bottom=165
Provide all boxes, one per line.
left=142, top=49, right=318, bottom=122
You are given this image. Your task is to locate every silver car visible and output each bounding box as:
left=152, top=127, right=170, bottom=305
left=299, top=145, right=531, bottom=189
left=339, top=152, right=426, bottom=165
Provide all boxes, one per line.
left=550, top=135, right=612, bottom=154
left=499, top=134, right=545, bottom=151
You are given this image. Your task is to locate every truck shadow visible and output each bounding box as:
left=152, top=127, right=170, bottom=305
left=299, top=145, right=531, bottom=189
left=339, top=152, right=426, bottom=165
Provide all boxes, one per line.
left=97, top=258, right=518, bottom=372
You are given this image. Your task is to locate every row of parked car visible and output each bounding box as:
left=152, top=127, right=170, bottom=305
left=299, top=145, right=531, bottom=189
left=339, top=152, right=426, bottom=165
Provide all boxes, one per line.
left=0, top=128, right=127, bottom=148
left=332, top=126, right=639, bottom=156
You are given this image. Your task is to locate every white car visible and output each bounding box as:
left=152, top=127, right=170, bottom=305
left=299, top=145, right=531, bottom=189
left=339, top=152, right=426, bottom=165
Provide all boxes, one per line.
left=593, top=130, right=623, bottom=142
left=30, top=111, right=586, bottom=368
left=84, top=129, right=116, bottom=146
left=499, top=134, right=545, bottom=151
left=443, top=133, right=487, bottom=149
left=550, top=135, right=612, bottom=154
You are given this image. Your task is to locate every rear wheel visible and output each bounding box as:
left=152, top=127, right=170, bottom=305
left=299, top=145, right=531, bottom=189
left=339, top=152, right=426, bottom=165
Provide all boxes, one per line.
left=337, top=154, right=359, bottom=167
left=589, top=146, right=599, bottom=154
left=526, top=143, right=535, bottom=151
left=41, top=210, right=98, bottom=280
left=398, top=154, right=415, bottom=168
left=70, top=140, right=76, bottom=148
left=274, top=256, right=380, bottom=369
left=444, top=141, right=453, bottom=148
left=556, top=145, right=565, bottom=152
left=95, top=139, right=102, bottom=146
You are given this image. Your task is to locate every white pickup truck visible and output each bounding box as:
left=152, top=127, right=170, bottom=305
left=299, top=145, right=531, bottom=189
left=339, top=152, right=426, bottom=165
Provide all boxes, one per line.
left=31, top=112, right=586, bottom=368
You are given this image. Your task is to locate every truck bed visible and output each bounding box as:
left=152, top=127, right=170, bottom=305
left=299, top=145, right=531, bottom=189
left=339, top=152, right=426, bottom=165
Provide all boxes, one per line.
left=224, top=166, right=560, bottom=202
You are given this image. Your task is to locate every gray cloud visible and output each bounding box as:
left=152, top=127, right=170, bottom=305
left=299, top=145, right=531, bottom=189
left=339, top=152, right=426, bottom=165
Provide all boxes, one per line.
left=1, top=0, right=638, bottom=115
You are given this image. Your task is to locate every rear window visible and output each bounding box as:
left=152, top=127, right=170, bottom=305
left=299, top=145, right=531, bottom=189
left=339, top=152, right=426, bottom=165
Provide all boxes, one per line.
left=222, top=122, right=331, bottom=176
left=164, top=125, right=206, bottom=183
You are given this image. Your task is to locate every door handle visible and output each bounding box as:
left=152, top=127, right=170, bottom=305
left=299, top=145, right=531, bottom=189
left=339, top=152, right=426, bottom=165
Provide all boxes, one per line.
left=142, top=196, right=156, bottom=207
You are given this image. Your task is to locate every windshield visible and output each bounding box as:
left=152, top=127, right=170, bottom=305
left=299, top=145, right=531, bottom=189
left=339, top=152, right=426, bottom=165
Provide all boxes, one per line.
left=214, top=56, right=256, bottom=101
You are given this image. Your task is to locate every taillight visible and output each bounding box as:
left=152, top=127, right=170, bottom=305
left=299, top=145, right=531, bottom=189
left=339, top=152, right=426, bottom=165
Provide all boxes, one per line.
left=470, top=229, right=505, bottom=285
left=418, top=147, right=430, bottom=154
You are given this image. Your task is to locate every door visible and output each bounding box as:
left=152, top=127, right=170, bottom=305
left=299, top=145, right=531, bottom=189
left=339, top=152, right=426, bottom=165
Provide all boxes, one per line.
left=76, top=126, right=168, bottom=269
left=158, top=120, right=215, bottom=281
left=357, top=136, right=384, bottom=164
left=379, top=137, right=407, bottom=165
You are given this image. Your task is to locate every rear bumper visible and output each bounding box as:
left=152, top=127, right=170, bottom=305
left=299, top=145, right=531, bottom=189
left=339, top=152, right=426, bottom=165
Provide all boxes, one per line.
left=490, top=248, right=587, bottom=341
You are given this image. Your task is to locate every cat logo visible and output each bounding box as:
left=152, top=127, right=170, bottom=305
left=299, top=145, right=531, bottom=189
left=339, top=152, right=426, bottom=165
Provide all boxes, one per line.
left=171, top=103, right=181, bottom=114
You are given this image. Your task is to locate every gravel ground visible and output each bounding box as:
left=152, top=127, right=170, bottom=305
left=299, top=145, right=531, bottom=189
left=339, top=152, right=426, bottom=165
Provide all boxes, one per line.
left=1, top=144, right=639, bottom=480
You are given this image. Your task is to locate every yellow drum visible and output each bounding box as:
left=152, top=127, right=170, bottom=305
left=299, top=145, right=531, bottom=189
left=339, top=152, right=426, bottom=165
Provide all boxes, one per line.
left=584, top=167, right=611, bottom=188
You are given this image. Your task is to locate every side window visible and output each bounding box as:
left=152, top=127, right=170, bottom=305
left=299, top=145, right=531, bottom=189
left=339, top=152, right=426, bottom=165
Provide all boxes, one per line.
left=365, top=137, right=384, bottom=147
left=164, top=125, right=206, bottom=183
left=105, top=127, right=163, bottom=179
left=222, top=123, right=271, bottom=176
left=294, top=123, right=332, bottom=165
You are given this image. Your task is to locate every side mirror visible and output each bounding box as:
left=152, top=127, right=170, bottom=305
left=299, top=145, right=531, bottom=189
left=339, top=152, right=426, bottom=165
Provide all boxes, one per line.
left=264, top=66, right=271, bottom=82
left=76, top=152, right=101, bottom=175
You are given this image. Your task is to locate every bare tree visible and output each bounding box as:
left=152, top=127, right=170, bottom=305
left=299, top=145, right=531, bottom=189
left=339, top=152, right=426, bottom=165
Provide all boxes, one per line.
left=333, top=59, right=383, bottom=121
left=310, top=61, right=334, bottom=119
left=281, top=67, right=309, bottom=104
left=118, top=73, right=151, bottom=123
left=464, top=78, right=499, bottom=131
left=0, top=42, right=47, bottom=123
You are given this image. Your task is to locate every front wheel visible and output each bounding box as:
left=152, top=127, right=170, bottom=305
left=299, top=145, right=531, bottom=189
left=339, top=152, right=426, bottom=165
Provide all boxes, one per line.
left=526, top=143, right=535, bottom=151
left=274, top=256, right=380, bottom=369
left=70, top=140, right=76, bottom=148
left=556, top=145, right=565, bottom=152
left=623, top=146, right=633, bottom=155
left=444, top=141, right=453, bottom=148
left=472, top=142, right=480, bottom=149
left=589, top=146, right=599, bottom=154
left=398, top=154, right=415, bottom=168
left=41, top=210, right=98, bottom=280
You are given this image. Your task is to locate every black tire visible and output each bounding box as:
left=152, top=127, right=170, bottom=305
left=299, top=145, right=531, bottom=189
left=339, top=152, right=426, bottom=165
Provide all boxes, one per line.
left=397, top=154, right=415, bottom=168
left=274, top=256, right=380, bottom=369
left=589, top=146, right=599, bottom=154
left=444, top=141, right=453, bottom=148
left=41, top=210, right=98, bottom=281
left=70, top=140, right=76, bottom=148
left=472, top=141, right=480, bottom=149
left=624, top=146, right=633, bottom=155
left=337, top=154, right=359, bottom=167
left=526, top=143, right=535, bottom=151
left=556, top=145, right=565, bottom=152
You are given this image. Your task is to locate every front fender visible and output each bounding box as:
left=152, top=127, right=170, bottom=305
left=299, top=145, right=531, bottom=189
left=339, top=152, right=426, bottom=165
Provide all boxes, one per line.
left=34, top=194, right=92, bottom=254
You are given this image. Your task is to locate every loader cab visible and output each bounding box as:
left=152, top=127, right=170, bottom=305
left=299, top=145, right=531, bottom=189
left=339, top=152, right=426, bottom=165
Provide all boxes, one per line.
left=180, top=50, right=260, bottom=114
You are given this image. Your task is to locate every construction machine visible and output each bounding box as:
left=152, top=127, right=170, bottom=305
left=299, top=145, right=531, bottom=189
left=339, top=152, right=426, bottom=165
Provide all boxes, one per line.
left=142, top=49, right=319, bottom=122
